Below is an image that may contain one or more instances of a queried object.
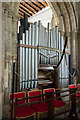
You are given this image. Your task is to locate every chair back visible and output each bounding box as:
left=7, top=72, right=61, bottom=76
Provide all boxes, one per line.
left=28, top=90, right=42, bottom=103
left=9, top=92, right=26, bottom=105
left=78, top=84, right=80, bottom=91
left=68, top=84, right=76, bottom=89
left=43, top=88, right=55, bottom=100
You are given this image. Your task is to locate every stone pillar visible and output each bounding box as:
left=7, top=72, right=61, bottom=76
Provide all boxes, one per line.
left=58, top=31, right=65, bottom=88
left=76, top=2, right=80, bottom=83
left=12, top=17, right=17, bottom=57
left=0, top=2, right=3, bottom=120
left=65, top=32, right=71, bottom=54
left=8, top=12, right=13, bottom=93
left=2, top=7, right=5, bottom=92
left=70, top=32, right=78, bottom=84
left=2, top=9, right=9, bottom=106
left=77, top=30, right=80, bottom=83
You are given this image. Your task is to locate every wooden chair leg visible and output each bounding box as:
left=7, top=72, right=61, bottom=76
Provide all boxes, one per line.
left=34, top=113, right=36, bottom=120
left=78, top=98, right=80, bottom=112
left=8, top=111, right=11, bottom=119
left=37, top=112, right=39, bottom=120
left=64, top=105, right=66, bottom=117
left=54, top=108, right=56, bottom=114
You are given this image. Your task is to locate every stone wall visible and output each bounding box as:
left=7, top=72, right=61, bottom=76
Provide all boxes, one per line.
left=0, top=2, right=19, bottom=119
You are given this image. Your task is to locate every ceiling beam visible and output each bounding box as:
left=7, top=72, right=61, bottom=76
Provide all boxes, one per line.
left=19, top=4, right=32, bottom=16
left=28, top=2, right=41, bottom=11
left=19, top=7, right=31, bottom=17
left=19, top=0, right=48, bottom=18
left=38, top=2, right=45, bottom=7
left=25, top=1, right=38, bottom=12
left=19, top=13, right=24, bottom=19
left=19, top=9, right=29, bottom=17
left=38, top=0, right=48, bottom=7
left=31, top=1, right=42, bottom=10
left=20, top=2, right=35, bottom=14
left=19, top=11, right=24, bottom=18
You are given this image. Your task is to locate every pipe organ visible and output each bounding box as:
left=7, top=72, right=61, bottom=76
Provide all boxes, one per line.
left=17, top=14, right=69, bottom=91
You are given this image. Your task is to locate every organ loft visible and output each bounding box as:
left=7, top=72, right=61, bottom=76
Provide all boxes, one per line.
left=0, top=1, right=80, bottom=120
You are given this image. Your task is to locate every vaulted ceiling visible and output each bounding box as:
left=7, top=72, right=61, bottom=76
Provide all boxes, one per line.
left=19, top=0, right=48, bottom=18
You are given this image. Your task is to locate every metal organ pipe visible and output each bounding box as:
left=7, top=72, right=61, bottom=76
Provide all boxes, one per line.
left=25, top=30, right=29, bottom=89
left=18, top=20, right=69, bottom=90
left=38, top=21, right=41, bottom=65
left=20, top=40, right=23, bottom=90
left=31, top=24, right=35, bottom=88
left=55, top=26, right=58, bottom=65
left=22, top=33, right=25, bottom=89
left=28, top=26, right=32, bottom=88
left=34, top=22, right=38, bottom=89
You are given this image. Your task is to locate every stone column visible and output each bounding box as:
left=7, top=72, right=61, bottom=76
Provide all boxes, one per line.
left=4, top=9, right=9, bottom=63
left=8, top=12, right=13, bottom=93
left=2, top=9, right=10, bottom=106
left=76, top=2, right=80, bottom=83
left=70, top=32, right=78, bottom=84
left=58, top=31, right=65, bottom=88
left=77, top=30, right=80, bottom=83
left=0, top=2, right=3, bottom=120
left=2, top=7, right=5, bottom=92
left=65, top=32, right=71, bottom=54
left=12, top=16, right=17, bottom=57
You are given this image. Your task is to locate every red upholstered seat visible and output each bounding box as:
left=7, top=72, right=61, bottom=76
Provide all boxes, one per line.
left=68, top=84, right=80, bottom=98
left=28, top=90, right=48, bottom=113
left=76, top=93, right=80, bottom=97
left=69, top=84, right=76, bottom=89
left=43, top=88, right=66, bottom=108
left=9, top=92, right=26, bottom=105
left=9, top=92, right=36, bottom=119
left=16, top=105, right=36, bottom=118
left=78, top=84, right=80, bottom=91
left=28, top=90, right=42, bottom=103
left=76, top=84, right=80, bottom=98
left=44, top=88, right=56, bottom=99
left=53, top=100, right=66, bottom=108
left=31, top=103, right=48, bottom=112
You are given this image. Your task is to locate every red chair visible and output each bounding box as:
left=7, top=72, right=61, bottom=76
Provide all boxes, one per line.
left=68, top=84, right=79, bottom=97
left=8, top=92, right=36, bottom=119
left=69, top=84, right=76, bottom=89
left=69, top=84, right=77, bottom=105
left=28, top=90, right=48, bottom=120
left=43, top=88, right=66, bottom=115
left=78, top=84, right=80, bottom=91
left=76, top=84, right=80, bottom=97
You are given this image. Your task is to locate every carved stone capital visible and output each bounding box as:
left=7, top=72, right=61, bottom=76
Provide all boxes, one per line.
left=65, top=32, right=71, bottom=37
left=12, top=16, right=18, bottom=22
left=70, top=31, right=77, bottom=39
left=59, top=31, right=65, bottom=37
left=4, top=9, right=8, bottom=15
left=8, top=12, right=13, bottom=19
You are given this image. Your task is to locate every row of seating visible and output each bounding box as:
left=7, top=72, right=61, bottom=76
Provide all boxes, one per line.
left=8, top=88, right=66, bottom=120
